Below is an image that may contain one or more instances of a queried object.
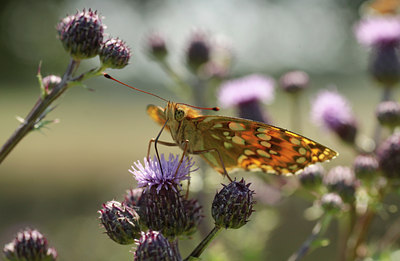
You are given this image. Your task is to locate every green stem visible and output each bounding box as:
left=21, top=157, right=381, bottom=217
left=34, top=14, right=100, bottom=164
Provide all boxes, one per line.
left=185, top=226, right=222, bottom=261
left=0, top=60, right=104, bottom=164
left=287, top=214, right=332, bottom=261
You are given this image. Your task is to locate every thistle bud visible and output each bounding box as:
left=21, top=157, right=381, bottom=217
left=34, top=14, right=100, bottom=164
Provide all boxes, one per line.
left=3, top=228, right=57, bottom=261
left=212, top=179, right=255, bottom=229
left=100, top=38, right=131, bottom=69
left=298, top=164, right=324, bottom=190
left=186, top=31, right=210, bottom=72
left=320, top=193, right=343, bottom=215
left=279, top=70, right=309, bottom=94
left=57, top=9, right=104, bottom=60
left=377, top=132, right=400, bottom=180
left=353, top=154, right=379, bottom=182
left=133, top=231, right=180, bottom=261
left=42, top=75, right=62, bottom=95
left=323, top=166, right=357, bottom=203
left=98, top=200, right=141, bottom=244
left=146, top=32, right=168, bottom=61
left=376, top=101, right=400, bottom=128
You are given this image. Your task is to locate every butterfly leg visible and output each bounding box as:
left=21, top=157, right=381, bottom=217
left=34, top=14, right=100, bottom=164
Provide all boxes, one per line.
left=192, top=148, right=233, bottom=182
left=147, top=139, right=178, bottom=160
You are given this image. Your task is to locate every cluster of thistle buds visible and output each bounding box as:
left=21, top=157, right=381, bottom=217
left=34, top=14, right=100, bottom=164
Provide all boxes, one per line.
left=98, top=153, right=255, bottom=259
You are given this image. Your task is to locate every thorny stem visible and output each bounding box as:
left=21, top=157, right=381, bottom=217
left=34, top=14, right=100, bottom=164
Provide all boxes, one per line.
left=185, top=226, right=222, bottom=260
left=287, top=214, right=332, bottom=261
left=373, top=86, right=392, bottom=148
left=0, top=59, right=104, bottom=164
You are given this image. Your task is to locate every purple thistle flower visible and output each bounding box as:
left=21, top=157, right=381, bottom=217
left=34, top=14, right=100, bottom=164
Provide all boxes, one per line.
left=129, top=154, right=194, bottom=193
left=218, top=74, right=275, bottom=108
left=355, top=16, right=400, bottom=47
left=218, top=74, right=275, bottom=123
left=311, top=89, right=357, bottom=143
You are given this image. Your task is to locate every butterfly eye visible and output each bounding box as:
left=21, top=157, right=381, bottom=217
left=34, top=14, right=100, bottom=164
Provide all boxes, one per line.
left=175, top=109, right=185, bottom=121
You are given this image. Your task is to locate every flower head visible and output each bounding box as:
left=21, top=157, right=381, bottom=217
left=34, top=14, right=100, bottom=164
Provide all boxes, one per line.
left=320, top=193, right=344, bottom=215
left=3, top=228, right=57, bottom=261
left=123, top=188, right=143, bottom=208
left=212, top=179, right=255, bottom=229
left=218, top=74, right=275, bottom=108
left=355, top=16, right=400, bottom=47
left=311, top=89, right=357, bottom=143
left=353, top=154, right=379, bottom=182
left=100, top=38, right=131, bottom=69
left=133, top=231, right=179, bottom=261
left=98, top=200, right=141, bottom=244
left=377, top=132, right=400, bottom=179
left=129, top=154, right=194, bottom=193
left=376, top=101, right=400, bottom=128
left=186, top=30, right=211, bottom=72
left=57, top=9, right=104, bottom=59
left=279, top=70, right=309, bottom=94
left=146, top=32, right=168, bottom=61
left=298, top=164, right=324, bottom=190
left=182, top=199, right=203, bottom=236
left=324, top=166, right=357, bottom=203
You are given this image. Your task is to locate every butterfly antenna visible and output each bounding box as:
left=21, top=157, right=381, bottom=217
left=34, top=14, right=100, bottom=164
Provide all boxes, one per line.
left=177, top=103, right=220, bottom=111
left=104, top=73, right=168, bottom=102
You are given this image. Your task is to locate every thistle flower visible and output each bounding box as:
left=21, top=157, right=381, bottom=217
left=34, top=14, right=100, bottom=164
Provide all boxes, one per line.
left=298, top=164, right=324, bottom=190
left=146, top=32, right=168, bottom=61
left=3, top=228, right=57, bottom=261
left=42, top=75, right=61, bottom=95
left=320, top=193, right=343, bottom=215
left=355, top=16, right=400, bottom=47
left=323, top=166, right=357, bottom=203
left=57, top=9, right=105, bottom=60
left=212, top=179, right=255, bottom=229
left=355, top=17, right=400, bottom=86
left=123, top=188, right=143, bottom=208
left=129, top=154, right=194, bottom=193
left=99, top=38, right=131, bottom=69
left=353, top=154, right=379, bottom=182
left=377, top=132, right=400, bottom=179
left=98, top=200, right=141, bottom=244
left=279, top=70, right=309, bottom=94
left=376, top=100, right=400, bottom=128
left=311, top=89, right=357, bottom=144
left=218, top=74, right=275, bottom=123
left=186, top=31, right=210, bottom=72
left=133, top=231, right=180, bottom=261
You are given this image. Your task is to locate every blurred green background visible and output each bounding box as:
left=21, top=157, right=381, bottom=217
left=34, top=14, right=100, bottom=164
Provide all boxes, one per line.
left=0, top=0, right=394, bottom=260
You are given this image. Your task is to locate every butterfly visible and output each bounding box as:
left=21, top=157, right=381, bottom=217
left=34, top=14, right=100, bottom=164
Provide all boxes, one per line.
left=147, top=101, right=338, bottom=176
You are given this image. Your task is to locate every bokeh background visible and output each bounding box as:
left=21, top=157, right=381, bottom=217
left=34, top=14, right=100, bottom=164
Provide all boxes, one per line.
left=0, top=0, right=394, bottom=260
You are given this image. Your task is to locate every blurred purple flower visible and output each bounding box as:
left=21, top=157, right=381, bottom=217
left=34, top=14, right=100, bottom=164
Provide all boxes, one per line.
left=129, top=154, right=194, bottom=193
left=279, top=70, right=309, bottom=93
left=311, top=89, right=357, bottom=143
left=355, top=16, right=400, bottom=47
left=218, top=74, right=275, bottom=108
left=218, top=74, right=275, bottom=123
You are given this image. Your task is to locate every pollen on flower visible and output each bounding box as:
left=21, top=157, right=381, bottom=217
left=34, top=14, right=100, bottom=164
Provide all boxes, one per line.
left=129, top=154, right=195, bottom=193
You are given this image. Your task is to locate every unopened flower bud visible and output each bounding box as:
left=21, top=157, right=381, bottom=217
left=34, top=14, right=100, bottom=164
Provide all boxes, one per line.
left=377, top=132, right=400, bottom=180
left=183, top=199, right=203, bottom=236
left=98, top=200, right=141, bottom=244
left=133, top=231, right=180, bottom=261
left=146, top=32, right=168, bottom=61
left=376, top=101, right=400, bottom=128
left=186, top=31, right=210, bottom=72
left=100, top=38, right=131, bottom=69
left=123, top=188, right=143, bottom=208
left=3, top=228, right=57, bottom=261
left=212, top=179, right=255, bottom=229
left=279, top=70, right=309, bottom=94
left=324, top=166, right=357, bottom=203
left=321, top=193, right=343, bottom=215
left=57, top=9, right=104, bottom=60
left=353, top=154, right=379, bottom=182
left=299, top=164, right=324, bottom=190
